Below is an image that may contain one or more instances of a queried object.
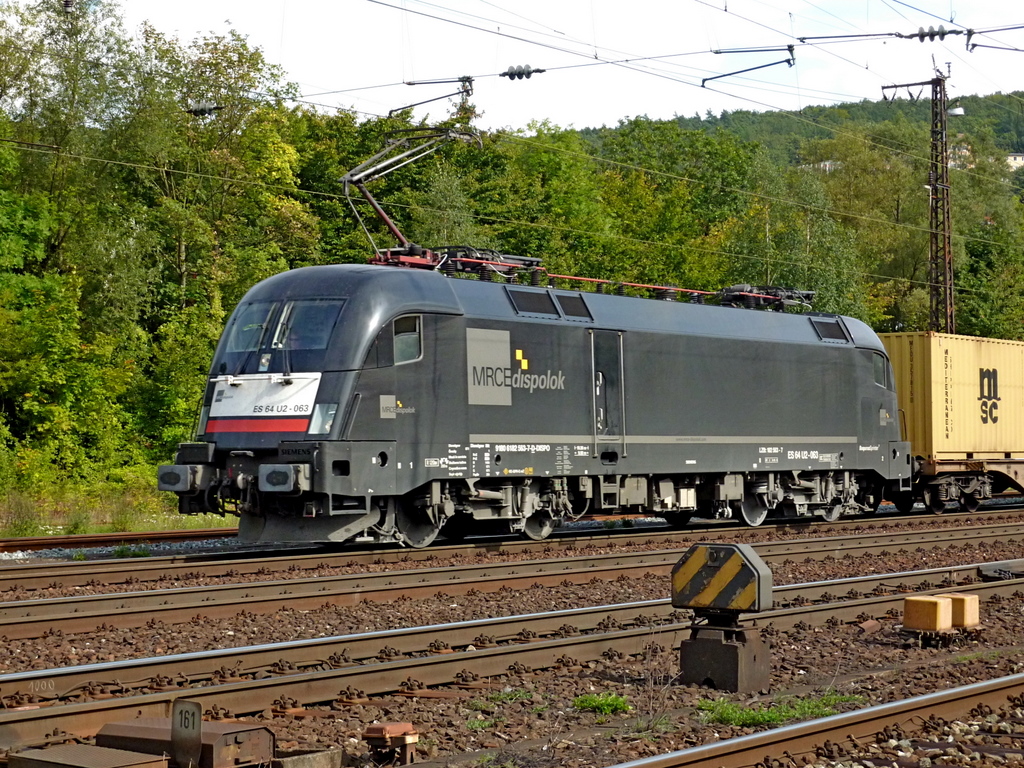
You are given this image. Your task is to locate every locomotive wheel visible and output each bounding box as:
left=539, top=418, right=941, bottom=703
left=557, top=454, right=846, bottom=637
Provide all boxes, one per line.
left=819, top=504, right=842, bottom=523
left=663, top=511, right=693, bottom=530
left=735, top=497, right=768, bottom=527
left=892, top=492, right=916, bottom=514
left=395, top=501, right=441, bottom=548
left=523, top=510, right=555, bottom=541
left=959, top=493, right=981, bottom=513
left=441, top=513, right=472, bottom=542
left=922, top=488, right=947, bottom=515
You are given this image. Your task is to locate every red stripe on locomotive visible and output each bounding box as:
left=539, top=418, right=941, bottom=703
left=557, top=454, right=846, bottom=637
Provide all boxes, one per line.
left=206, top=418, right=310, bottom=433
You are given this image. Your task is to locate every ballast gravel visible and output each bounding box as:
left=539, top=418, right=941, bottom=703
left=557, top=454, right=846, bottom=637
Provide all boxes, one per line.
left=3, top=537, right=1024, bottom=767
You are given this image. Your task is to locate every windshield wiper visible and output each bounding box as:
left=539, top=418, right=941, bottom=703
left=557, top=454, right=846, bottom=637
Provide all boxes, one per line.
left=232, top=322, right=271, bottom=377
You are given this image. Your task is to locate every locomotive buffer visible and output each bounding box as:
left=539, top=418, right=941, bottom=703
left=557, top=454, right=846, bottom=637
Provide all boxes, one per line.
left=671, top=543, right=772, bottom=692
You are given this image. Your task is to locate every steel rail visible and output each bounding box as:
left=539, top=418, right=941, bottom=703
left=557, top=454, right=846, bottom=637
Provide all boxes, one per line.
left=606, top=672, right=1024, bottom=768
left=1, top=524, right=1021, bottom=640
left=0, top=529, right=237, bottom=553
left=1, top=563, right=1019, bottom=711
left=2, top=503, right=1021, bottom=558
left=2, top=575, right=1023, bottom=753
left=1, top=527, right=1020, bottom=640
left=2, top=516, right=1022, bottom=595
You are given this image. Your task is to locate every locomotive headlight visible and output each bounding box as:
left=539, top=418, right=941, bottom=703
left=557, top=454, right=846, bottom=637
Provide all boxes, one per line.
left=157, top=465, right=190, bottom=492
left=258, top=463, right=312, bottom=493
left=158, top=464, right=215, bottom=493
left=266, top=469, right=291, bottom=487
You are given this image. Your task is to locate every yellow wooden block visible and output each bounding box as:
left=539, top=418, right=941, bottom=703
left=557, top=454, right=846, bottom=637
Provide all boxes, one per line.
left=935, top=593, right=980, bottom=628
left=903, top=596, right=952, bottom=631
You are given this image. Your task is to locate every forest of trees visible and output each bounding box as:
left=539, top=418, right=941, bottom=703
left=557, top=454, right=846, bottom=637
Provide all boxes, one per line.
left=2, top=0, right=1024, bottom=507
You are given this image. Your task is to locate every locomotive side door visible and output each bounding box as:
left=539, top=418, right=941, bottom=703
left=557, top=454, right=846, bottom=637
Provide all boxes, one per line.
left=591, top=329, right=625, bottom=461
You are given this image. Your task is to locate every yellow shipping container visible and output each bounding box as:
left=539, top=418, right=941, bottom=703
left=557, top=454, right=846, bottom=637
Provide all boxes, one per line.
left=880, top=332, right=1024, bottom=460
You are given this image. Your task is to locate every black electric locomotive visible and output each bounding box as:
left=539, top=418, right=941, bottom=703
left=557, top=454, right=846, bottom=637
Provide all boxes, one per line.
left=159, top=261, right=913, bottom=546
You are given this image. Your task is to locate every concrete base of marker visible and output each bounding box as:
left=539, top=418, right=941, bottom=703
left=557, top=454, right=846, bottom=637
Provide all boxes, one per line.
left=679, top=626, right=770, bottom=693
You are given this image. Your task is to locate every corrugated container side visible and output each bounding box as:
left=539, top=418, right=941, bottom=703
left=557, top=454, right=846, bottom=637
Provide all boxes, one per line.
left=881, top=333, right=931, bottom=456
left=880, top=332, right=1024, bottom=459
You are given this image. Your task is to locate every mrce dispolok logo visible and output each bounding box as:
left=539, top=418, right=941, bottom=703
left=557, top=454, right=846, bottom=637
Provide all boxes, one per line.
left=466, top=328, right=566, bottom=406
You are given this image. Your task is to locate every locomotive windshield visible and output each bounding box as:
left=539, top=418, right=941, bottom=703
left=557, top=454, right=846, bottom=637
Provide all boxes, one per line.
left=225, top=302, right=276, bottom=353
left=216, top=299, right=345, bottom=375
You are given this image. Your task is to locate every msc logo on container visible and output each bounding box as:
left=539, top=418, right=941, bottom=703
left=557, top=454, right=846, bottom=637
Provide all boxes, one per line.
left=466, top=328, right=565, bottom=406
left=979, top=367, right=1000, bottom=424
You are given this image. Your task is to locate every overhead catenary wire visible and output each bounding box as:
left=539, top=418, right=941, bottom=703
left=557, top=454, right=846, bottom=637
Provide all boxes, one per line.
left=2, top=59, right=1017, bottom=293
left=355, top=0, right=1024, bottom=197
left=2, top=130, right=1001, bottom=301
left=15, top=0, right=1018, bottom=168
left=2, top=0, right=1024, bottom=301
left=6, top=19, right=1018, bottom=240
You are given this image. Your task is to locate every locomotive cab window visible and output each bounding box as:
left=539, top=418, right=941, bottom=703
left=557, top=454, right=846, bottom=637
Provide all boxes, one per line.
left=863, top=350, right=893, bottom=390
left=393, top=315, right=422, bottom=364
left=216, top=298, right=344, bottom=375
left=272, top=300, right=344, bottom=351
left=872, top=352, right=894, bottom=390
left=226, top=301, right=276, bottom=353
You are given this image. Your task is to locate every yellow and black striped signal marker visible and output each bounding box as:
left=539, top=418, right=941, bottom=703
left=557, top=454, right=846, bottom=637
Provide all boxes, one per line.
left=671, top=543, right=772, bottom=614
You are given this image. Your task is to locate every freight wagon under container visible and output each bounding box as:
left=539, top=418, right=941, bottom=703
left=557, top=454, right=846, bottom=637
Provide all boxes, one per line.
left=880, top=331, right=1024, bottom=511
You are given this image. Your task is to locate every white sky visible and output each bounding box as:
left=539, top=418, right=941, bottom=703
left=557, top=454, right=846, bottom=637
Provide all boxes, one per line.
left=119, top=0, right=1024, bottom=130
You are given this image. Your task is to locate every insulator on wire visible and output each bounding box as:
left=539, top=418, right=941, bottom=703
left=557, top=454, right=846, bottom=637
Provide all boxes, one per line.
left=500, top=65, right=546, bottom=81
left=185, top=101, right=223, bottom=117
left=917, top=25, right=948, bottom=42
left=62, top=0, right=75, bottom=11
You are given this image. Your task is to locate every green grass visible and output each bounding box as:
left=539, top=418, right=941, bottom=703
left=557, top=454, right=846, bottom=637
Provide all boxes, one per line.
left=475, top=753, right=528, bottom=767
left=954, top=650, right=1002, bottom=663
left=0, top=474, right=235, bottom=538
left=488, top=689, right=532, bottom=703
left=632, top=713, right=673, bottom=734
left=573, top=693, right=631, bottom=714
left=112, top=543, right=153, bottom=558
left=697, top=691, right=863, bottom=727
left=3, top=493, right=43, bottom=537
left=466, top=717, right=503, bottom=730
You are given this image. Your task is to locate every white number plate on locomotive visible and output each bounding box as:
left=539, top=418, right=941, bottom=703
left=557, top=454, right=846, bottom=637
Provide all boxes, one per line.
left=209, top=373, right=322, bottom=417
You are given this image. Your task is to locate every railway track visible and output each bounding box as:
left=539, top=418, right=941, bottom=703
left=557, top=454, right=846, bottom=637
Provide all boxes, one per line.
left=1, top=561, right=1022, bottom=753
left=0, top=528, right=237, bottom=553
left=604, top=672, right=1024, bottom=768
left=2, top=503, right=1021, bottom=558
left=3, top=510, right=1023, bottom=595
left=1, top=508, right=1020, bottom=763
left=0, top=558, right=1014, bottom=706
left=1, top=523, right=1021, bottom=639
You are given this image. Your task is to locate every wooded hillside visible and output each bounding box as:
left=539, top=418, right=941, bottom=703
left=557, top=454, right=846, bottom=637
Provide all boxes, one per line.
left=1, top=0, right=1023, bottom=500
